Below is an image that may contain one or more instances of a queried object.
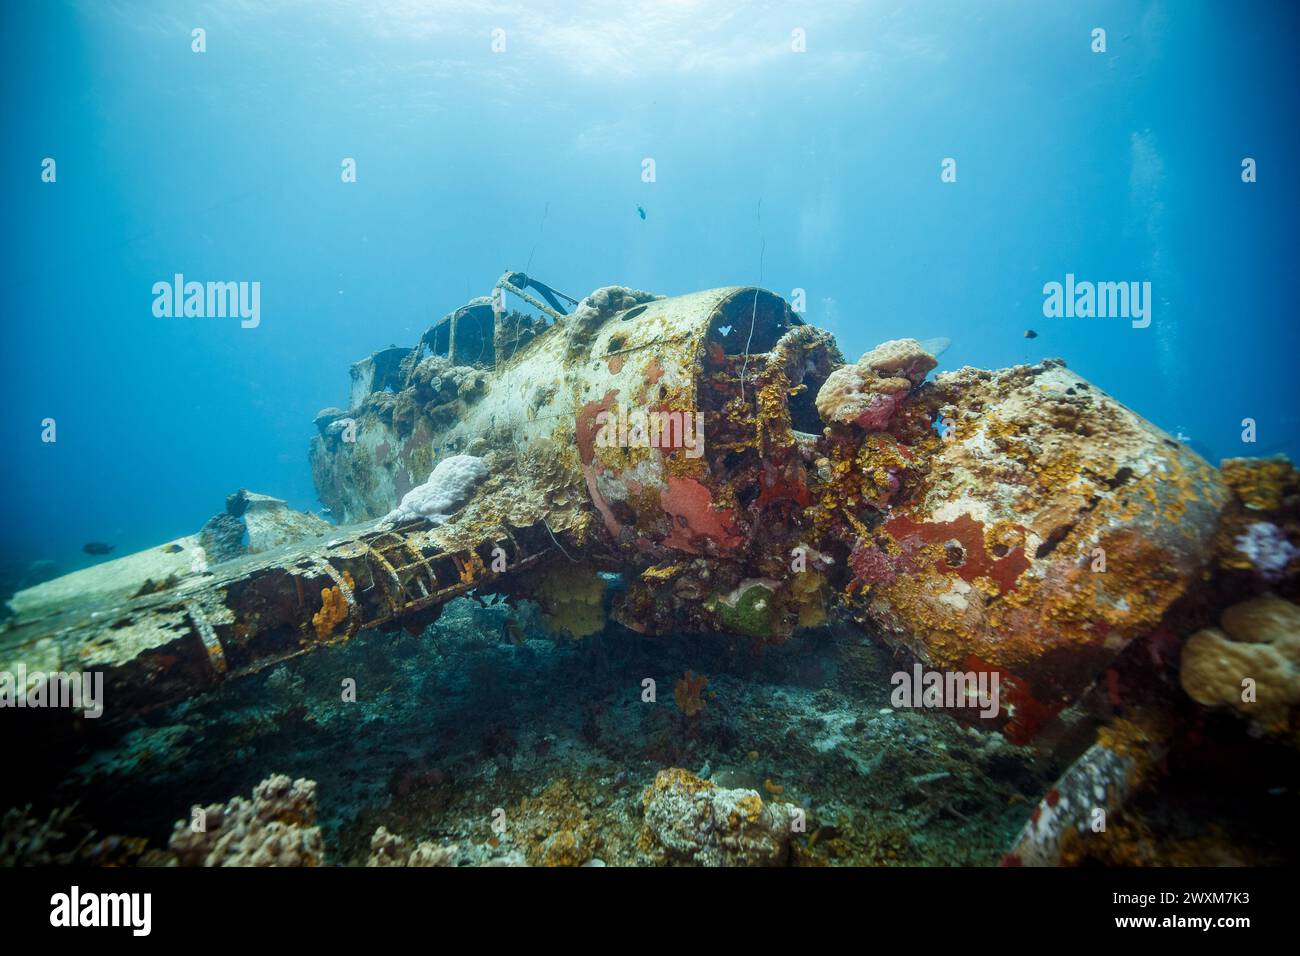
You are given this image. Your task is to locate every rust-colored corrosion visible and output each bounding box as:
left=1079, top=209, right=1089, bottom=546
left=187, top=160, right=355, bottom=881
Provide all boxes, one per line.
left=0, top=278, right=1237, bottom=756
left=0, top=519, right=555, bottom=716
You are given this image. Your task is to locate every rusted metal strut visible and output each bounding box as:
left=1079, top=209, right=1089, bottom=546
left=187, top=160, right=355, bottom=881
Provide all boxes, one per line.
left=0, top=520, right=556, bottom=719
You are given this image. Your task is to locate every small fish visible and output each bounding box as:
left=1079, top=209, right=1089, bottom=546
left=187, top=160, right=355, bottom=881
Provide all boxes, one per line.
left=636, top=204, right=646, bottom=220
left=162, top=543, right=183, bottom=553
left=1024, top=329, right=1038, bottom=339
left=82, top=542, right=115, bottom=555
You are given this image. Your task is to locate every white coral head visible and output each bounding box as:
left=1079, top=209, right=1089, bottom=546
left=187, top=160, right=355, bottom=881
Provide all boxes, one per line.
left=382, top=454, right=489, bottom=527
left=1235, top=521, right=1298, bottom=582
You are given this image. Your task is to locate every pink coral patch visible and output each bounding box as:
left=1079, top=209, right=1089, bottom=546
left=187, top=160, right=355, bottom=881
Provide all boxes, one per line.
left=853, top=391, right=905, bottom=430
left=660, top=477, right=741, bottom=554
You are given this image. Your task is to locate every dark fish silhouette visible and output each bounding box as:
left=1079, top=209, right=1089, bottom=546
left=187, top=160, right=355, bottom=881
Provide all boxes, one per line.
left=636, top=205, right=646, bottom=220
left=1024, top=329, right=1038, bottom=339
left=82, top=542, right=115, bottom=555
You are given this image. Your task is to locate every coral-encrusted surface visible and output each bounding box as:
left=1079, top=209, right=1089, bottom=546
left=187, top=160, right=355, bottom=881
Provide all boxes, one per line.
left=815, top=338, right=937, bottom=430
left=366, top=825, right=457, bottom=867
left=1180, top=594, right=1300, bottom=734
left=8, top=285, right=1298, bottom=869
left=1213, top=455, right=1300, bottom=590
left=168, top=774, right=323, bottom=867
left=854, top=361, right=1230, bottom=730
left=640, top=768, right=796, bottom=865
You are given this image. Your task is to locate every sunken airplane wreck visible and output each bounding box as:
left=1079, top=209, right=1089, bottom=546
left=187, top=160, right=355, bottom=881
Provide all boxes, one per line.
left=3, top=271, right=1297, bottom=865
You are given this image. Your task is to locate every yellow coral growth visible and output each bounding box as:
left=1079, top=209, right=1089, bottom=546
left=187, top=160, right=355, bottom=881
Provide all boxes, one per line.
left=535, top=564, right=607, bottom=639
left=514, top=777, right=603, bottom=867
left=1220, top=456, right=1299, bottom=512
left=790, top=570, right=827, bottom=629
left=641, top=768, right=715, bottom=812
left=1059, top=818, right=1260, bottom=867
left=641, top=563, right=683, bottom=583
left=731, top=793, right=765, bottom=826
left=855, top=433, right=911, bottom=504
left=311, top=571, right=354, bottom=640
left=455, top=551, right=485, bottom=586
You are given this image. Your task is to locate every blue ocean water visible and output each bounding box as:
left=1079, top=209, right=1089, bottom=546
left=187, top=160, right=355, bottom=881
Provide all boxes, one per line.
left=3, top=0, right=1298, bottom=574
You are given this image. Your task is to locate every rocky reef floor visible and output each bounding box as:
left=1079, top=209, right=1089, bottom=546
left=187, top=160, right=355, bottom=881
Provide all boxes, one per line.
left=7, top=596, right=1297, bottom=866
